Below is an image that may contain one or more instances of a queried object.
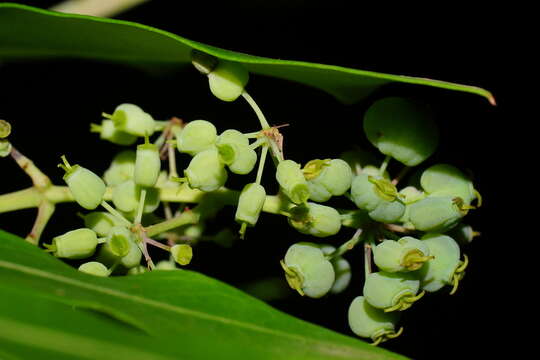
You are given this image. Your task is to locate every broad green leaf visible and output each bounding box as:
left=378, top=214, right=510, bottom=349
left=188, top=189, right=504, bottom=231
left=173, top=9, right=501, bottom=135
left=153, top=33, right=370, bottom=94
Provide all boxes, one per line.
left=0, top=230, right=407, bottom=360
left=0, top=3, right=495, bottom=105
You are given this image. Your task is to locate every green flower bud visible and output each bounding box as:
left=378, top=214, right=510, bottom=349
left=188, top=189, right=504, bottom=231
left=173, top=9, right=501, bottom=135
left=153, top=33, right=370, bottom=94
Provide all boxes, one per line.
left=49, top=228, right=98, bottom=259
left=374, top=237, right=432, bottom=272
left=207, top=60, right=249, bottom=102
left=59, top=156, right=105, bottom=210
left=78, top=262, right=110, bottom=277
left=90, top=119, right=137, bottom=145
left=348, top=296, right=402, bottom=345
left=0, top=139, right=12, bottom=157
left=107, top=103, right=155, bottom=137
left=288, top=202, right=341, bottom=238
left=0, top=119, right=11, bottom=138
left=363, top=97, right=438, bottom=166
left=363, top=271, right=423, bottom=312
left=176, top=120, right=217, bottom=156
left=171, top=244, right=193, bottom=266
left=103, top=150, right=136, bottom=187
left=184, top=148, right=228, bottom=192
left=276, top=160, right=310, bottom=204
left=97, top=229, right=142, bottom=270
left=399, top=186, right=425, bottom=204
left=319, top=245, right=351, bottom=294
left=408, top=195, right=465, bottom=232
left=83, top=211, right=125, bottom=237
left=350, top=174, right=384, bottom=211
left=281, top=242, right=335, bottom=298
left=112, top=180, right=160, bottom=213
left=217, top=129, right=249, bottom=147
left=351, top=174, right=404, bottom=223
left=420, top=164, right=476, bottom=204
left=228, top=145, right=257, bottom=175
left=309, top=159, right=353, bottom=196
left=235, top=183, right=266, bottom=226
left=134, top=137, right=161, bottom=187
left=418, top=234, right=467, bottom=294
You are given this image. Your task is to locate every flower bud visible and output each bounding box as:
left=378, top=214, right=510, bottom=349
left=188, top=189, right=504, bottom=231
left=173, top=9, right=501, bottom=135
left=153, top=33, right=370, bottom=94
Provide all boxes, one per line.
left=207, top=60, right=249, bottom=102
left=363, top=97, right=438, bottom=166
left=112, top=179, right=160, bottom=213
left=176, top=120, right=217, bottom=156
left=309, top=159, right=352, bottom=196
left=108, top=103, right=155, bottom=137
left=134, top=138, right=161, bottom=187
left=50, top=228, right=98, bottom=259
left=0, top=139, right=12, bottom=157
left=90, top=119, right=137, bottom=145
left=217, top=129, right=249, bottom=147
left=228, top=145, right=257, bottom=175
left=235, top=183, right=266, bottom=226
left=83, top=211, right=125, bottom=237
left=276, top=160, right=310, bottom=204
left=97, top=232, right=142, bottom=270
left=288, top=202, right=341, bottom=238
left=59, top=156, right=105, bottom=210
left=103, top=150, right=136, bottom=186
left=171, top=244, right=193, bottom=266
left=0, top=119, right=11, bottom=138
left=281, top=242, right=335, bottom=298
left=319, top=245, right=351, bottom=294
left=420, top=164, right=476, bottom=204
left=78, top=262, right=110, bottom=277
left=184, top=148, right=228, bottom=192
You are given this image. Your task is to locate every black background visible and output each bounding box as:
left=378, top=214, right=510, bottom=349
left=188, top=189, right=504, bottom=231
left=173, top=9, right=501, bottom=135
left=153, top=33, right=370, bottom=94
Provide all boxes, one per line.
left=1, top=1, right=513, bottom=359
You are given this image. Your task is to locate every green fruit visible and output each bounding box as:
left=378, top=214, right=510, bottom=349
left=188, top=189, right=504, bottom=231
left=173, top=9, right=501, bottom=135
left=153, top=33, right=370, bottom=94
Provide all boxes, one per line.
left=448, top=223, right=480, bottom=245
left=134, top=139, right=161, bottom=187
left=59, top=156, right=106, bottom=210
left=109, top=103, right=155, bottom=137
left=235, top=183, right=266, bottom=226
left=310, top=159, right=353, bottom=196
left=307, top=180, right=332, bottom=202
left=50, top=228, right=98, bottom=259
left=363, top=97, right=438, bottom=166
left=207, top=60, right=249, bottom=102
left=418, top=234, right=467, bottom=294
left=373, top=237, right=432, bottom=272
left=350, top=174, right=384, bottom=211
left=368, top=200, right=405, bottom=224
left=363, top=271, right=423, bottom=312
left=348, top=296, right=402, bottom=345
left=408, top=195, right=464, bottom=232
left=319, top=245, right=351, bottom=294
left=171, top=244, right=193, bottom=266
left=281, top=242, right=335, bottom=298
left=0, top=139, right=11, bottom=157
left=184, top=148, right=228, bottom=192
left=0, top=119, right=11, bottom=138
left=288, top=202, right=341, bottom=238
left=78, top=262, right=110, bottom=277
left=90, top=119, right=137, bottom=145
left=103, top=150, right=136, bottom=187
left=83, top=211, right=125, bottom=237
left=420, top=164, right=476, bottom=204
left=276, top=160, right=310, bottom=204
left=97, top=232, right=142, bottom=270
left=351, top=174, right=404, bottom=223
left=106, top=226, right=132, bottom=257
left=176, top=120, right=217, bottom=156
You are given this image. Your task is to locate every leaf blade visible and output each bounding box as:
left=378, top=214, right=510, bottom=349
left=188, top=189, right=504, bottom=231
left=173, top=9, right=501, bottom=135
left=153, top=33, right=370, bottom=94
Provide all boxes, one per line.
left=0, top=3, right=494, bottom=105
left=0, top=230, right=407, bottom=360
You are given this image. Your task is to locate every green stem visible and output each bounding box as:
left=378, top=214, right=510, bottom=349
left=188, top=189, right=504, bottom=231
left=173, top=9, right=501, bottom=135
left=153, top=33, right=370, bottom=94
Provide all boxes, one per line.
left=242, top=91, right=270, bottom=129
left=327, top=229, right=363, bottom=260
left=255, top=145, right=269, bottom=185
left=134, top=189, right=147, bottom=225
left=379, top=155, right=391, bottom=176
left=0, top=187, right=42, bottom=213
left=100, top=201, right=131, bottom=227
left=145, top=208, right=200, bottom=237
left=11, top=147, right=51, bottom=189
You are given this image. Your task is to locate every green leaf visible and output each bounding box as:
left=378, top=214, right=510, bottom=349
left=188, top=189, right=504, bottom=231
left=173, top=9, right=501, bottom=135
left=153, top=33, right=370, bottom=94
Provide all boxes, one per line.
left=0, top=3, right=494, bottom=106
left=0, top=229, right=407, bottom=359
